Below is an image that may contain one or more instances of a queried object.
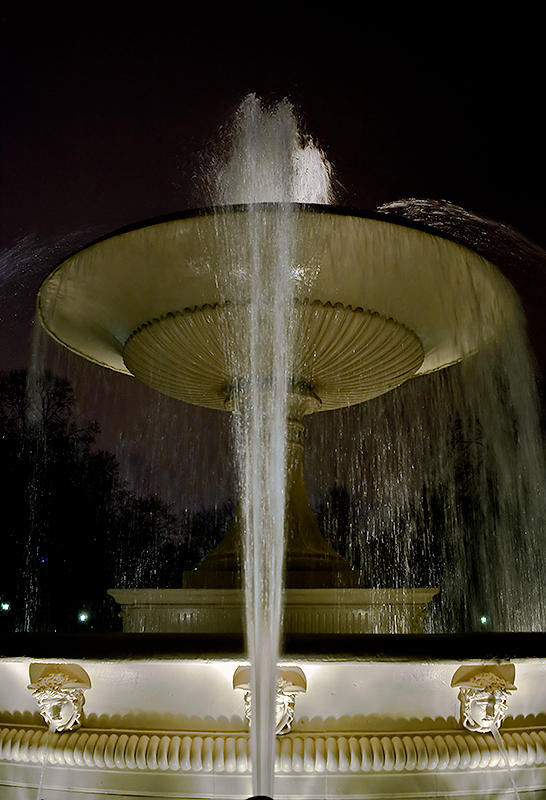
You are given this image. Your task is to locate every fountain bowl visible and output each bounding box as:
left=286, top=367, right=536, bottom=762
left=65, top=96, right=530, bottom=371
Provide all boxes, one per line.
left=37, top=204, right=519, bottom=411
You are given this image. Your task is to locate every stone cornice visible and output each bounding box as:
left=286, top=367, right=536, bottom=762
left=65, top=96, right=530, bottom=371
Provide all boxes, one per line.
left=2, top=726, right=545, bottom=774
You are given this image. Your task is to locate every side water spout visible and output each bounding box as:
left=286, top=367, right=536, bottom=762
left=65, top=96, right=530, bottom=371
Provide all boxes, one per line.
left=451, top=665, right=520, bottom=799
left=490, top=723, right=521, bottom=800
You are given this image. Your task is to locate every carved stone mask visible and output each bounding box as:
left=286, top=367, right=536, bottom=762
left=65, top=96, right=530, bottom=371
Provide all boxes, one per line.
left=454, top=671, right=516, bottom=733
left=233, top=665, right=306, bottom=736
left=459, top=686, right=509, bottom=732
left=242, top=682, right=297, bottom=735
left=28, top=671, right=89, bottom=732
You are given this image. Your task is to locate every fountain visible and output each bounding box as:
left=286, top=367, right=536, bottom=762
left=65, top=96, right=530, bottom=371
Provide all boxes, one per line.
left=1, top=96, right=545, bottom=798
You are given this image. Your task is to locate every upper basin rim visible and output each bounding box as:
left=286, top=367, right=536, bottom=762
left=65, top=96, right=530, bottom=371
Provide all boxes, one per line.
left=45, top=203, right=496, bottom=271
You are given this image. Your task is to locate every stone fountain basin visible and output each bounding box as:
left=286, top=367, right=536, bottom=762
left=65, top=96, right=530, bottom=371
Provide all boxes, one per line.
left=37, top=205, right=519, bottom=409
left=0, top=635, right=545, bottom=799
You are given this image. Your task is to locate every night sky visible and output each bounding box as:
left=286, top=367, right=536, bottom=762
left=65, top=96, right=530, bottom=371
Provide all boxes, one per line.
left=1, top=13, right=545, bottom=496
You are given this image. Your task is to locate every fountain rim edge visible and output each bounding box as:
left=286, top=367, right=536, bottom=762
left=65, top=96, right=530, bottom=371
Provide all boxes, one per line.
left=40, top=202, right=507, bottom=279
left=1, top=632, right=545, bottom=662
left=35, top=201, right=520, bottom=385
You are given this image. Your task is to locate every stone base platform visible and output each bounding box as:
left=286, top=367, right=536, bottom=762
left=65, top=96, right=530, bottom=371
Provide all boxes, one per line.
left=108, top=587, right=439, bottom=634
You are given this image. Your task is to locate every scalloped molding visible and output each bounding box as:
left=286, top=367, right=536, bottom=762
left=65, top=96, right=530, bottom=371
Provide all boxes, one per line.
left=123, top=300, right=424, bottom=410
left=1, top=726, right=545, bottom=773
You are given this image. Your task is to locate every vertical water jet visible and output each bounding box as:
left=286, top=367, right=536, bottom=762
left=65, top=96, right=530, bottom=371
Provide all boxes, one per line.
left=206, top=95, right=334, bottom=795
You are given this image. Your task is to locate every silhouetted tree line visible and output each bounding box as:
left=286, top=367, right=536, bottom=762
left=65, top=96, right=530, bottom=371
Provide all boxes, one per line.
left=2, top=368, right=536, bottom=635
left=314, top=409, right=541, bottom=633
left=315, top=480, right=479, bottom=630
left=0, top=370, right=229, bottom=633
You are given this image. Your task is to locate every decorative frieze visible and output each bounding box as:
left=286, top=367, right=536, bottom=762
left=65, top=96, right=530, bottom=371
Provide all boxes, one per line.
left=108, top=587, right=438, bottom=634
left=1, top=726, right=544, bottom=773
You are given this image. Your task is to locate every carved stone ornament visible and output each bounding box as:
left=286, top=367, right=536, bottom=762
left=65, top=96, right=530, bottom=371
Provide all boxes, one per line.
left=233, top=666, right=307, bottom=735
left=28, top=663, right=91, bottom=732
left=451, top=665, right=516, bottom=733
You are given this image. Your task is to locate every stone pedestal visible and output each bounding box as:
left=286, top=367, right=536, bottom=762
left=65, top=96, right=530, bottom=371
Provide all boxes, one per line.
left=108, top=587, right=438, bottom=634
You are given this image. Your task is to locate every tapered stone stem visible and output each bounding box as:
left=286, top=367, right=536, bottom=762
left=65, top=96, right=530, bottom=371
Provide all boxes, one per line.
left=183, top=385, right=360, bottom=589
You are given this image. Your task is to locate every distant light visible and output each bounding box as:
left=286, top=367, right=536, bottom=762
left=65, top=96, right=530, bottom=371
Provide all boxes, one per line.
left=78, top=611, right=89, bottom=623
left=480, top=615, right=488, bottom=624
left=1, top=602, right=10, bottom=612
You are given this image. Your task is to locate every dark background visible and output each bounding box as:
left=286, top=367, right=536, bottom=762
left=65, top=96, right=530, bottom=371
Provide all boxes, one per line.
left=1, top=13, right=544, bottom=632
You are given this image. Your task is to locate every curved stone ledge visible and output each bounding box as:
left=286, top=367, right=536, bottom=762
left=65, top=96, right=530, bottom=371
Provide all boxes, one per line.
left=1, top=727, right=545, bottom=774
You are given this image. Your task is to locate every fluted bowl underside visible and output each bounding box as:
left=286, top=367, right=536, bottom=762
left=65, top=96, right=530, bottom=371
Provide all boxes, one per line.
left=123, top=300, right=424, bottom=411
left=37, top=204, right=518, bottom=409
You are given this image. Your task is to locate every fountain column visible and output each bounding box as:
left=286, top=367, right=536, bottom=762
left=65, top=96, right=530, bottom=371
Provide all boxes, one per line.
left=181, top=382, right=361, bottom=590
